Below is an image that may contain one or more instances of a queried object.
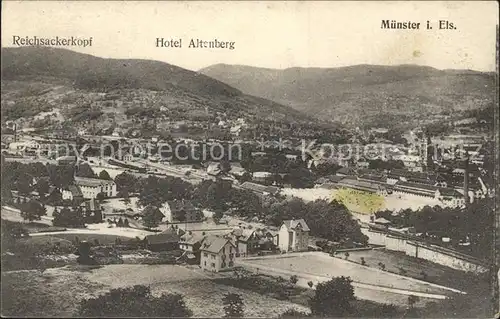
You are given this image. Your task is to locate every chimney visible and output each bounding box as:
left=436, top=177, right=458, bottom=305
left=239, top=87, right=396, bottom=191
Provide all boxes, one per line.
left=464, top=152, right=469, bottom=205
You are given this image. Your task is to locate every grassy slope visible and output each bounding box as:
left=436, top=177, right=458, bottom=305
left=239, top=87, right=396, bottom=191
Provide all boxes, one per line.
left=1, top=47, right=313, bottom=125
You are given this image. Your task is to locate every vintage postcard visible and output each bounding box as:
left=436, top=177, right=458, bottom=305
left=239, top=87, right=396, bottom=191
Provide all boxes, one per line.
left=1, top=1, right=499, bottom=318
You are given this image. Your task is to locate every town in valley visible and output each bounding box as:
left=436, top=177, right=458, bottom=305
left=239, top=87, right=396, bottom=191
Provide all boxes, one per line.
left=1, top=19, right=498, bottom=319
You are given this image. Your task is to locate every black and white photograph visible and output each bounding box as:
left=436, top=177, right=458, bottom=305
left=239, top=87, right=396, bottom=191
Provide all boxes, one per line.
left=1, top=1, right=499, bottom=318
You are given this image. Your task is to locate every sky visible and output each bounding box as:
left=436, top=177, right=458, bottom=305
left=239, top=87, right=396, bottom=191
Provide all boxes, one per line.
left=2, top=1, right=498, bottom=72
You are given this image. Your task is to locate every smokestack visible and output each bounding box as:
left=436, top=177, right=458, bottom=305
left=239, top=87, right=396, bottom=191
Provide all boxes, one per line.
left=464, top=152, right=469, bottom=205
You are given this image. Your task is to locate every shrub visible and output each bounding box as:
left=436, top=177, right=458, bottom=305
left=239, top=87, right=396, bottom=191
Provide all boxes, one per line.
left=77, top=285, right=192, bottom=317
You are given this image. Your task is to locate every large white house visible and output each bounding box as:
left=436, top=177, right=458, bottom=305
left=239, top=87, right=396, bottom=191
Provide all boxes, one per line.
left=74, top=177, right=117, bottom=199
left=278, top=219, right=310, bottom=252
left=200, top=235, right=236, bottom=272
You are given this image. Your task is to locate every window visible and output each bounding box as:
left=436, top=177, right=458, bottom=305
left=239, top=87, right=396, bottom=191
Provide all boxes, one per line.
left=211, top=254, right=215, bottom=259
left=222, top=247, right=225, bottom=254
left=204, top=253, right=208, bottom=257
left=204, top=261, right=206, bottom=266
left=211, top=263, right=215, bottom=268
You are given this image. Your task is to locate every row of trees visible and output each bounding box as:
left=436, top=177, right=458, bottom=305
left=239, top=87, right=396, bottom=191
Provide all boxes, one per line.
left=113, top=171, right=368, bottom=245
left=375, top=198, right=494, bottom=260
left=0, top=158, right=113, bottom=204
left=192, top=178, right=368, bottom=245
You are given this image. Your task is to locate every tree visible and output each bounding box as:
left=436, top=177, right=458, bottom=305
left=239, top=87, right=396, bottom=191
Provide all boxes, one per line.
left=142, top=205, right=163, bottom=229
left=290, top=275, right=298, bottom=285
left=287, top=166, right=315, bottom=188
left=16, top=173, right=33, bottom=195
left=220, top=159, right=232, bottom=174
left=222, top=293, right=244, bottom=318
left=53, top=207, right=85, bottom=228
left=407, top=295, right=420, bottom=309
left=76, top=241, right=96, bottom=265
left=139, top=176, right=193, bottom=208
left=344, top=252, right=350, bottom=260
left=20, top=200, right=46, bottom=222
left=77, top=285, right=192, bottom=317
left=1, top=220, right=29, bottom=249
left=378, top=262, right=386, bottom=271
left=213, top=210, right=224, bottom=224
left=115, top=172, right=139, bottom=193
left=420, top=270, right=428, bottom=280
left=309, top=276, right=355, bottom=317
left=76, top=163, right=97, bottom=178
left=47, top=164, right=74, bottom=189
left=307, top=281, right=314, bottom=288
left=96, top=192, right=106, bottom=202
left=122, top=191, right=131, bottom=205
left=35, top=178, right=50, bottom=199
left=99, top=170, right=112, bottom=180
left=360, top=257, right=366, bottom=266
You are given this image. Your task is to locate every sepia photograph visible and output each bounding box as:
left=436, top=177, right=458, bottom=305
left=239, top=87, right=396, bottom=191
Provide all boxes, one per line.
left=1, top=1, right=499, bottom=318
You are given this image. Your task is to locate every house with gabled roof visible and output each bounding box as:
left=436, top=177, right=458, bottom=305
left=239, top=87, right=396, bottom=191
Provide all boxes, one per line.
left=278, top=219, right=310, bottom=252
left=200, top=235, right=236, bottom=272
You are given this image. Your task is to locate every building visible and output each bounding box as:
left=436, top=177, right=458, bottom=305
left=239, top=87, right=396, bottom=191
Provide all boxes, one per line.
left=160, top=200, right=203, bottom=223
left=229, top=162, right=246, bottom=178
left=337, top=178, right=389, bottom=195
left=336, top=167, right=356, bottom=177
left=438, top=188, right=466, bottom=208
left=239, top=182, right=280, bottom=197
left=392, top=181, right=465, bottom=207
left=179, top=232, right=205, bottom=253
left=74, top=177, right=117, bottom=199
left=230, top=228, right=259, bottom=257
left=278, top=219, right=310, bottom=252
left=387, top=169, right=438, bottom=186
left=145, top=229, right=180, bottom=252
left=61, top=185, right=84, bottom=203
left=200, top=235, right=237, bottom=272
left=252, top=171, right=273, bottom=183
left=206, top=162, right=222, bottom=176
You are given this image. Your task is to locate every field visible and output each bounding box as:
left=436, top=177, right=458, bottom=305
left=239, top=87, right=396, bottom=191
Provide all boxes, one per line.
left=282, top=188, right=446, bottom=215
left=344, top=249, right=475, bottom=291
left=2, top=265, right=309, bottom=317
left=238, top=253, right=462, bottom=307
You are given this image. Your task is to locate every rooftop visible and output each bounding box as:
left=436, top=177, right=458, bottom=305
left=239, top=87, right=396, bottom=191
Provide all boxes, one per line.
left=239, top=182, right=280, bottom=195
left=75, top=176, right=115, bottom=188
left=282, top=219, right=310, bottom=232
left=200, top=235, right=234, bottom=253
left=337, top=178, right=384, bottom=193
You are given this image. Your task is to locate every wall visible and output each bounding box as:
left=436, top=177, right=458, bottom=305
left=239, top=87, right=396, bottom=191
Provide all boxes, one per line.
left=361, top=227, right=488, bottom=274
